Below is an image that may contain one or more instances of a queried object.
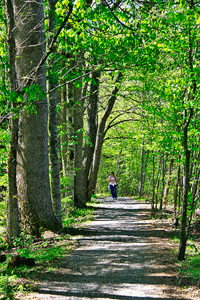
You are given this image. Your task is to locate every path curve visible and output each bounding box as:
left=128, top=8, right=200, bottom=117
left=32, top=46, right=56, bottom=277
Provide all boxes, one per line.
left=25, top=197, right=198, bottom=299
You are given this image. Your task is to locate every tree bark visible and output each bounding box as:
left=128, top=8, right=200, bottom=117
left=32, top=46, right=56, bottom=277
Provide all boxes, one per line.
left=139, top=138, right=145, bottom=198
left=48, top=0, right=62, bottom=226
left=74, top=78, right=85, bottom=208
left=83, top=71, right=100, bottom=202
left=174, top=163, right=181, bottom=218
left=151, top=154, right=155, bottom=215
left=66, top=81, right=75, bottom=201
left=159, top=153, right=165, bottom=212
left=59, top=81, right=68, bottom=196
left=5, top=0, right=20, bottom=246
left=178, top=123, right=191, bottom=260
left=163, top=158, right=174, bottom=207
left=60, top=82, right=67, bottom=176
left=13, top=0, right=60, bottom=236
left=178, top=18, right=196, bottom=259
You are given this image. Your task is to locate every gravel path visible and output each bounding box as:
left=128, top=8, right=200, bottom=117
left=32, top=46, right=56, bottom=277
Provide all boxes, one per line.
left=24, top=197, right=199, bottom=300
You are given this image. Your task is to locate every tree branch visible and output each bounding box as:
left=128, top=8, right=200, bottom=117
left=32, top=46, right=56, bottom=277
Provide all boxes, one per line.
left=105, top=118, right=139, bottom=136
left=19, top=3, right=73, bottom=91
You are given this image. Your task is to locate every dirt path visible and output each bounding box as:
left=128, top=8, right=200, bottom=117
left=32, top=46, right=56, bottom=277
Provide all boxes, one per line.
left=23, top=197, right=199, bottom=299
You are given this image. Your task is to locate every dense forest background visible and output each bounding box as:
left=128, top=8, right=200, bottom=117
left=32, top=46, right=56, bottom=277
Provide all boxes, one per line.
left=0, top=0, right=200, bottom=261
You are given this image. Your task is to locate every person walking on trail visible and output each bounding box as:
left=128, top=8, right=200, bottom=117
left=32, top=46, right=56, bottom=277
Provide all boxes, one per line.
left=107, top=172, right=118, bottom=200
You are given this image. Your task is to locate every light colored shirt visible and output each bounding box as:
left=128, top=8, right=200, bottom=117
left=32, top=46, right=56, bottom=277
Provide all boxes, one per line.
left=107, top=175, right=117, bottom=186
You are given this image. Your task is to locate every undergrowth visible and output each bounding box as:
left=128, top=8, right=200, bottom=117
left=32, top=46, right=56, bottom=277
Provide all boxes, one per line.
left=0, top=196, right=95, bottom=299
left=178, top=243, right=200, bottom=285
left=171, top=235, right=200, bottom=286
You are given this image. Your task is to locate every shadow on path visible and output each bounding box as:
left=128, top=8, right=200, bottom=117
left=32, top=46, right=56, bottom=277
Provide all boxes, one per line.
left=37, top=289, right=187, bottom=300
left=32, top=197, right=195, bottom=300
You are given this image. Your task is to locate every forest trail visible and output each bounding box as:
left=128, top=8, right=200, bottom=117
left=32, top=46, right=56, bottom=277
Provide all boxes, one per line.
left=23, top=197, right=199, bottom=300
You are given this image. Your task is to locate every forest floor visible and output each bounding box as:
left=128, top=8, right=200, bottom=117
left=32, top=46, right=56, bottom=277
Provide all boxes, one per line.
left=18, top=197, right=199, bottom=300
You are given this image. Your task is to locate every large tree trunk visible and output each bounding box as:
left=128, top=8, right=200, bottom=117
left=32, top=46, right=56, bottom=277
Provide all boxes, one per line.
left=14, top=0, right=60, bottom=236
left=87, top=72, right=123, bottom=201
left=5, top=0, right=20, bottom=246
left=48, top=0, right=62, bottom=227
left=83, top=71, right=100, bottom=202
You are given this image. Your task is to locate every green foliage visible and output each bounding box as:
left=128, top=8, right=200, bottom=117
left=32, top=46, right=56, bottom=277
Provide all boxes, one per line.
left=12, top=230, right=35, bottom=249
left=0, top=274, right=17, bottom=300
left=60, top=176, right=73, bottom=196
left=0, top=200, right=7, bottom=236
left=0, top=128, right=9, bottom=187
left=178, top=244, right=200, bottom=284
left=62, top=198, right=93, bottom=228
left=0, top=0, right=200, bottom=287
left=0, top=202, right=93, bottom=298
left=7, top=84, right=46, bottom=116
left=0, top=238, right=75, bottom=297
left=16, top=239, right=74, bottom=265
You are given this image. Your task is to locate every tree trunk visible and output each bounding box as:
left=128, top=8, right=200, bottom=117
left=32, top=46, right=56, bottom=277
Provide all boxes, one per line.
left=5, top=0, right=20, bottom=246
left=151, top=154, right=155, bottom=215
left=59, top=81, right=68, bottom=196
left=48, top=0, right=62, bottom=226
left=178, top=128, right=190, bottom=260
left=74, top=79, right=85, bottom=208
left=191, top=151, right=200, bottom=200
left=14, top=0, right=60, bottom=236
left=159, top=153, right=165, bottom=212
left=178, top=20, right=196, bottom=259
left=174, top=164, right=181, bottom=218
left=83, top=71, right=100, bottom=202
left=87, top=72, right=123, bottom=201
left=66, top=81, right=75, bottom=201
left=139, top=138, right=145, bottom=198
left=163, top=158, right=174, bottom=207
left=60, top=82, right=67, bottom=177
left=155, top=157, right=161, bottom=210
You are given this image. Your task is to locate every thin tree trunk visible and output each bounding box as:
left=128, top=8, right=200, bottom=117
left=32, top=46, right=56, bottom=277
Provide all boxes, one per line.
left=178, top=172, right=183, bottom=214
left=139, top=138, right=145, bottom=198
left=142, top=150, right=149, bottom=198
left=155, top=157, right=162, bottom=210
left=159, top=153, right=165, bottom=212
left=163, top=158, right=174, bottom=207
left=174, top=164, right=181, bottom=218
left=60, top=81, right=68, bottom=180
left=66, top=81, right=75, bottom=201
left=178, top=114, right=191, bottom=260
left=151, top=154, right=155, bottom=216
left=191, top=150, right=200, bottom=200
left=116, top=148, right=123, bottom=175
left=74, top=78, right=85, bottom=208
left=178, top=20, right=196, bottom=259
left=5, top=0, right=20, bottom=246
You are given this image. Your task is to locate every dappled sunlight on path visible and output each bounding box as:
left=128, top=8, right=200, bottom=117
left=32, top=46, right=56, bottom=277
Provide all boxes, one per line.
left=27, top=197, right=199, bottom=300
